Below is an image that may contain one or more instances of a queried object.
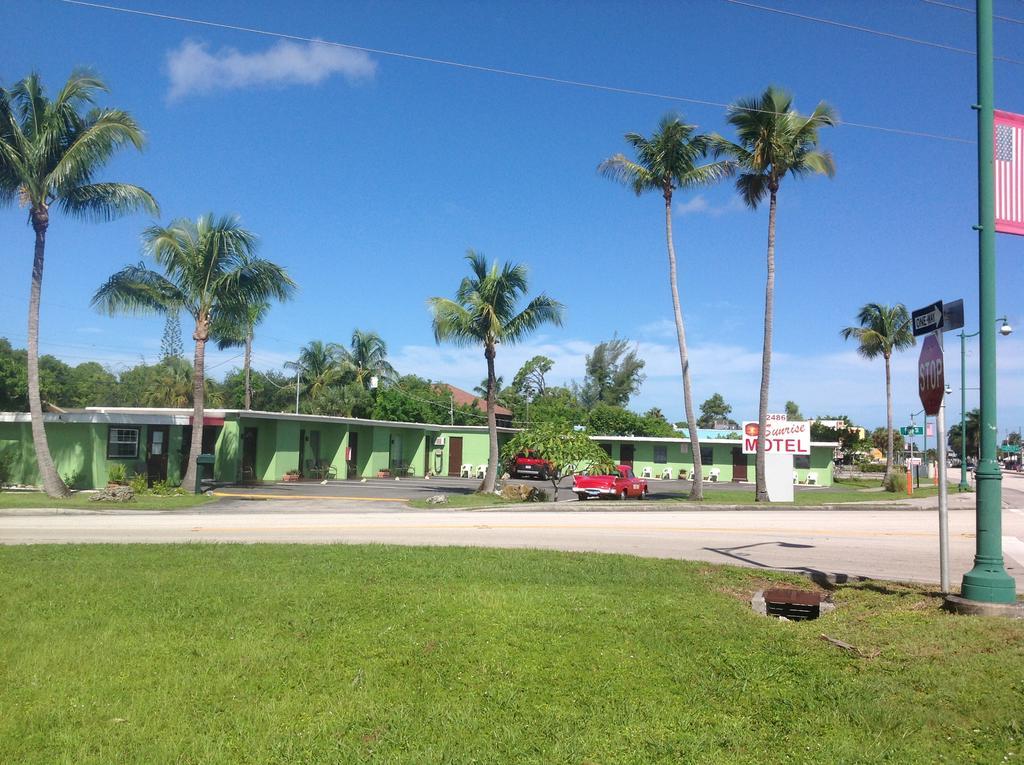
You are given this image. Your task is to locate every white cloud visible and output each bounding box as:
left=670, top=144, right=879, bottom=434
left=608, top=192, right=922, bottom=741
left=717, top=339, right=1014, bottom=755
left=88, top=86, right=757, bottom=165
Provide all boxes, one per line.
left=166, top=39, right=376, bottom=100
left=674, top=195, right=743, bottom=217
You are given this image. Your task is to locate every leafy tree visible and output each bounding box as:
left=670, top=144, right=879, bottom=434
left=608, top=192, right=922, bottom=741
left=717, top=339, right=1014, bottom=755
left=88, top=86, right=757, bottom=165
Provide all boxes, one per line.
left=697, top=392, right=736, bottom=428
left=784, top=400, right=804, bottom=421
left=1005, top=431, right=1021, bottom=446
left=871, top=426, right=905, bottom=457
left=67, top=361, right=118, bottom=407
left=600, top=116, right=732, bottom=501
left=948, top=409, right=981, bottom=463
left=0, top=71, right=158, bottom=496
left=160, top=313, right=184, bottom=361
left=501, top=422, right=615, bottom=501
left=841, top=303, right=915, bottom=481
left=341, top=329, right=396, bottom=390
left=474, top=376, right=504, bottom=399
left=714, top=86, right=836, bottom=501
left=522, top=387, right=585, bottom=429
left=429, top=251, right=564, bottom=492
left=0, top=339, right=27, bottom=410
left=636, top=408, right=677, bottom=438
left=314, top=381, right=373, bottom=418
left=371, top=375, right=478, bottom=425
left=586, top=404, right=640, bottom=436
left=577, top=336, right=646, bottom=409
left=511, top=355, right=553, bottom=399
left=220, top=366, right=294, bottom=412
left=93, top=214, right=295, bottom=488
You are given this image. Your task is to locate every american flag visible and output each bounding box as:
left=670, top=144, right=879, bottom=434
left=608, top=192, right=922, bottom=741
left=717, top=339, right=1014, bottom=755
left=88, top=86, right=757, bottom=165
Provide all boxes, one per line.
left=995, top=110, right=1024, bottom=236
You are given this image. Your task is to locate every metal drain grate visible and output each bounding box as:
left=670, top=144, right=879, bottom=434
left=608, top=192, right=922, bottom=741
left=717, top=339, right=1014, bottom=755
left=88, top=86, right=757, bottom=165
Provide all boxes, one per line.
left=762, top=588, right=824, bottom=621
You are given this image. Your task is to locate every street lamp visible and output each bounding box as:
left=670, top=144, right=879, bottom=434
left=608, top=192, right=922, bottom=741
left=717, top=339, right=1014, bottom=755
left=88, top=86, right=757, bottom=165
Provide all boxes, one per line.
left=957, top=316, right=1011, bottom=491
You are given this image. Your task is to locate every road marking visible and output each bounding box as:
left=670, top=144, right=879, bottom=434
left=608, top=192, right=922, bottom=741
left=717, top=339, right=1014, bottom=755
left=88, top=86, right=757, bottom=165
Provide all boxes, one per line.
left=1003, top=536, right=1024, bottom=567
left=211, top=492, right=404, bottom=502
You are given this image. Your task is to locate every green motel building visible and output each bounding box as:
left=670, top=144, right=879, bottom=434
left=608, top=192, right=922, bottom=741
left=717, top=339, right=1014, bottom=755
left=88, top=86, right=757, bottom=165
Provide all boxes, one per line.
left=0, top=408, right=837, bottom=489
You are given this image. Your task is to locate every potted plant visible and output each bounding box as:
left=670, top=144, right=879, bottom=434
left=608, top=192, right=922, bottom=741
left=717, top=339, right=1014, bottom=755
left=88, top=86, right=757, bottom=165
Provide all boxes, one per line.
left=107, top=463, right=128, bottom=487
left=282, top=469, right=301, bottom=482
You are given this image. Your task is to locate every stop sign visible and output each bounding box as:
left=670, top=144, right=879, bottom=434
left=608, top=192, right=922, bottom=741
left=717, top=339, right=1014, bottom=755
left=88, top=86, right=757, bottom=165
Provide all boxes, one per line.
left=918, top=334, right=944, bottom=415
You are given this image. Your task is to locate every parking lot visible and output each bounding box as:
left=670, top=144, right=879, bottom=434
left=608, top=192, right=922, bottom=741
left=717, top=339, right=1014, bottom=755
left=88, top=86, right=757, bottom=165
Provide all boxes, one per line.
left=212, top=475, right=831, bottom=504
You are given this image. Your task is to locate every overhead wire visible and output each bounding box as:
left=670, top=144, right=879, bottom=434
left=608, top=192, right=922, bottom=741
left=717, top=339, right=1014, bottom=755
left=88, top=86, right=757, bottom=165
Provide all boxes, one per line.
left=720, top=0, right=1024, bottom=65
left=919, top=0, right=1024, bottom=25
left=55, top=0, right=975, bottom=145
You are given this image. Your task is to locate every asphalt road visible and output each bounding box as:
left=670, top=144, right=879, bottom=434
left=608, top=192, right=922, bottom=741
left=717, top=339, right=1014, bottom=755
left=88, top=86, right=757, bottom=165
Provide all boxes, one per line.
left=3, top=472, right=1024, bottom=590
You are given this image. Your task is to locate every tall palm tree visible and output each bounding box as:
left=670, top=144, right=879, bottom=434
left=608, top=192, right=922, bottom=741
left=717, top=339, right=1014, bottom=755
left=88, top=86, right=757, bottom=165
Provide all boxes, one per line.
left=286, top=340, right=345, bottom=409
left=0, top=71, right=158, bottom=497
left=599, top=115, right=732, bottom=500
left=429, top=251, right=564, bottom=492
left=92, top=214, right=295, bottom=489
left=342, top=329, right=396, bottom=389
left=212, top=298, right=270, bottom=410
left=840, top=303, right=914, bottom=481
left=714, top=87, right=836, bottom=501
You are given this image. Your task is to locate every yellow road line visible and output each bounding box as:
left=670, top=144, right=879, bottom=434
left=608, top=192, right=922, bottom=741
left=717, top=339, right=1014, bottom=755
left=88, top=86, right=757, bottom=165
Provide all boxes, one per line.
left=211, top=491, right=404, bottom=502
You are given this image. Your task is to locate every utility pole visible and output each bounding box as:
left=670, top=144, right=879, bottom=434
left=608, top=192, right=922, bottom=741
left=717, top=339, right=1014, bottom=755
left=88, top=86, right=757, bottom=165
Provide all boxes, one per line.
left=959, top=0, right=1015, bottom=604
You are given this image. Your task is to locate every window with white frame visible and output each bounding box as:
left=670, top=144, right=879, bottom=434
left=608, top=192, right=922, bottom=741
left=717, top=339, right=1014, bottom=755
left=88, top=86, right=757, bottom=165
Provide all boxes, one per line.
left=107, top=427, right=140, bottom=459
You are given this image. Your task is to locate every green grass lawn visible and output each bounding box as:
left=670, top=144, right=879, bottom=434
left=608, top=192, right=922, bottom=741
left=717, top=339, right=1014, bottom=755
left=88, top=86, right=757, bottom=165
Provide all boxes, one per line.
left=679, top=485, right=940, bottom=505
left=0, top=491, right=218, bottom=511
left=1, top=545, right=1021, bottom=764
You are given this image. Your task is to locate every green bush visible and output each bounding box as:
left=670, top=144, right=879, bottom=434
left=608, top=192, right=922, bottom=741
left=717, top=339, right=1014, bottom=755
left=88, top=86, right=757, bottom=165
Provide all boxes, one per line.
left=129, top=473, right=148, bottom=494
left=149, top=480, right=185, bottom=497
left=861, top=463, right=886, bottom=473
left=107, top=463, right=128, bottom=484
left=60, top=468, right=83, bottom=490
left=883, top=471, right=907, bottom=493
left=0, top=452, right=11, bottom=488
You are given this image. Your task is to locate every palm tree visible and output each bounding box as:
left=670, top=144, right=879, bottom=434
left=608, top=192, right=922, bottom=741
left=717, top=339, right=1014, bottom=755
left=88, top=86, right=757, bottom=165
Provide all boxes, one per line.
left=92, top=214, right=295, bottom=489
left=341, top=329, right=396, bottom=389
left=0, top=71, right=158, bottom=497
left=211, top=298, right=270, bottom=410
left=840, top=303, right=914, bottom=481
left=599, top=115, right=732, bottom=500
left=429, top=251, right=564, bottom=492
left=286, top=340, right=345, bottom=409
left=714, top=87, right=836, bottom=501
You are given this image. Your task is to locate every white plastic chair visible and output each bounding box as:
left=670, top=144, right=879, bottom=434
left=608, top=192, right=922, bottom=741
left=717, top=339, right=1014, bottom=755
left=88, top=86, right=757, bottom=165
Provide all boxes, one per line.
left=707, top=468, right=720, bottom=482
left=806, top=471, right=818, bottom=486
left=476, top=464, right=486, bottom=479
left=661, top=467, right=672, bottom=480
left=460, top=463, right=473, bottom=478
left=641, top=466, right=652, bottom=478
left=793, top=471, right=799, bottom=484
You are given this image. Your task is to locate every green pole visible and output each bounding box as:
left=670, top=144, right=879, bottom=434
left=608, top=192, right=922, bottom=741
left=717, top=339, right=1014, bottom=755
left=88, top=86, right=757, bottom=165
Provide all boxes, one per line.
left=961, top=0, right=1015, bottom=603
left=958, top=330, right=977, bottom=492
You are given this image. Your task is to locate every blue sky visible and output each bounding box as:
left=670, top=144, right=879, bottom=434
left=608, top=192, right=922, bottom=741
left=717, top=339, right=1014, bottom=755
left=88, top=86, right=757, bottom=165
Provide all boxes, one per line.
left=2, top=0, right=1023, bottom=439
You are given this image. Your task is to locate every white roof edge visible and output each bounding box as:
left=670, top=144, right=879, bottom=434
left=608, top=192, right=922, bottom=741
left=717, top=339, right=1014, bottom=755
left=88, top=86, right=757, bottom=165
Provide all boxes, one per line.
left=0, top=412, right=188, bottom=425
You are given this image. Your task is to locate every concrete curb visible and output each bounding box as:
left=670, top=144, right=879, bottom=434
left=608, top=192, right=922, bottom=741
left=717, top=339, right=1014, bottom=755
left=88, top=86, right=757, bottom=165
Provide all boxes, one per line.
left=943, top=595, right=1024, bottom=619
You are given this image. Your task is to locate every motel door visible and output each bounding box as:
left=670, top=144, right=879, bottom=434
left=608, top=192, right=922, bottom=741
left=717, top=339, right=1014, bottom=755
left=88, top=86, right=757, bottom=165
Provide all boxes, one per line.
left=242, top=428, right=258, bottom=481
left=619, top=444, right=634, bottom=469
left=146, top=426, right=170, bottom=486
left=731, top=447, right=748, bottom=482
left=448, top=436, right=463, bottom=477
left=346, top=432, right=359, bottom=479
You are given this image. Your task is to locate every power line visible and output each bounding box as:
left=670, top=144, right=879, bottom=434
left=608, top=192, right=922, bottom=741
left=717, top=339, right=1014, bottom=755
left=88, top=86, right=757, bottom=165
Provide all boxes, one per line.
left=55, top=0, right=974, bottom=145
left=721, top=0, right=1024, bottom=65
left=919, top=0, right=1024, bottom=25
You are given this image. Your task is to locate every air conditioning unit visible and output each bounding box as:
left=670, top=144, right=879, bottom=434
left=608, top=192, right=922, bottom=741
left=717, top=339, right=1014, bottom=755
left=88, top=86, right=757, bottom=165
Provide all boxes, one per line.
left=433, top=436, right=445, bottom=447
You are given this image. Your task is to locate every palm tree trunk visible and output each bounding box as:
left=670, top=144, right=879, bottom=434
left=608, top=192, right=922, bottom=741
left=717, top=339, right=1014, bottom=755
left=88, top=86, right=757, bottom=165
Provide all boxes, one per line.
left=181, top=317, right=208, bottom=490
left=884, top=352, right=894, bottom=481
left=755, top=189, right=778, bottom=502
left=26, top=211, right=69, bottom=497
left=244, top=330, right=253, bottom=410
left=664, top=194, right=703, bottom=499
left=480, top=345, right=499, bottom=493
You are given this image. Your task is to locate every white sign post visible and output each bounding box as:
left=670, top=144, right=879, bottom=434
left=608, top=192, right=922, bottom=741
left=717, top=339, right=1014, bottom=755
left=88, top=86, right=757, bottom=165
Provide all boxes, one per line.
left=743, top=415, right=811, bottom=502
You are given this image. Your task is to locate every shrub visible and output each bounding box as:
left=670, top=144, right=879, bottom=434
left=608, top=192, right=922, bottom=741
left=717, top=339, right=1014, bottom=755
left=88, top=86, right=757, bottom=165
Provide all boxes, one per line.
left=861, top=463, right=886, bottom=473
left=0, top=452, right=11, bottom=488
left=883, top=471, right=907, bottom=493
left=128, top=472, right=148, bottom=494
left=149, top=480, right=185, bottom=496
left=107, top=463, right=128, bottom=484
left=60, top=468, right=83, bottom=490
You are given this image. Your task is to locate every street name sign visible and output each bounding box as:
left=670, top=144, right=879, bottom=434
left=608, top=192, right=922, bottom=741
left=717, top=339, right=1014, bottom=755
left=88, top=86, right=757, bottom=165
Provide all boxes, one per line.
left=912, top=301, right=943, bottom=336
left=900, top=426, right=924, bottom=436
left=942, top=299, right=964, bottom=333
left=918, top=334, right=945, bottom=416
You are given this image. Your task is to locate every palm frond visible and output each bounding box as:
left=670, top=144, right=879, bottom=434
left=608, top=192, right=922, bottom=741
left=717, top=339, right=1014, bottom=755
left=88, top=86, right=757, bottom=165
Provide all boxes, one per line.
left=503, top=295, right=565, bottom=344
left=428, top=297, right=479, bottom=346
left=48, top=108, right=148, bottom=193
left=91, top=263, right=183, bottom=316
left=58, top=182, right=158, bottom=222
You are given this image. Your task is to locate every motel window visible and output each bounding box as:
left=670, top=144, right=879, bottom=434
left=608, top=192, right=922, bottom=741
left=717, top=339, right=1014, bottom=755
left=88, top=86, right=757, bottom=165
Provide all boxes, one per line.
left=794, top=455, right=811, bottom=470
left=653, top=445, right=668, bottom=464
left=599, top=444, right=612, bottom=456
left=700, top=446, right=714, bottom=466
left=107, top=427, right=140, bottom=459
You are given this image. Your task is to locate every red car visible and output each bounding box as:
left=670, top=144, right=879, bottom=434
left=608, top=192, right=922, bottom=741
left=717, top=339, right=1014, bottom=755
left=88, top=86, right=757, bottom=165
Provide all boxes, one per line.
left=573, top=465, right=648, bottom=501
left=510, top=451, right=555, bottom=480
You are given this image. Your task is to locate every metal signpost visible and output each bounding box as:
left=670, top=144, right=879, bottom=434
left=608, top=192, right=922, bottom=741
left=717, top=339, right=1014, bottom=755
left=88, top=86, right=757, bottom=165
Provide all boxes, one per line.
left=918, top=332, right=949, bottom=592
